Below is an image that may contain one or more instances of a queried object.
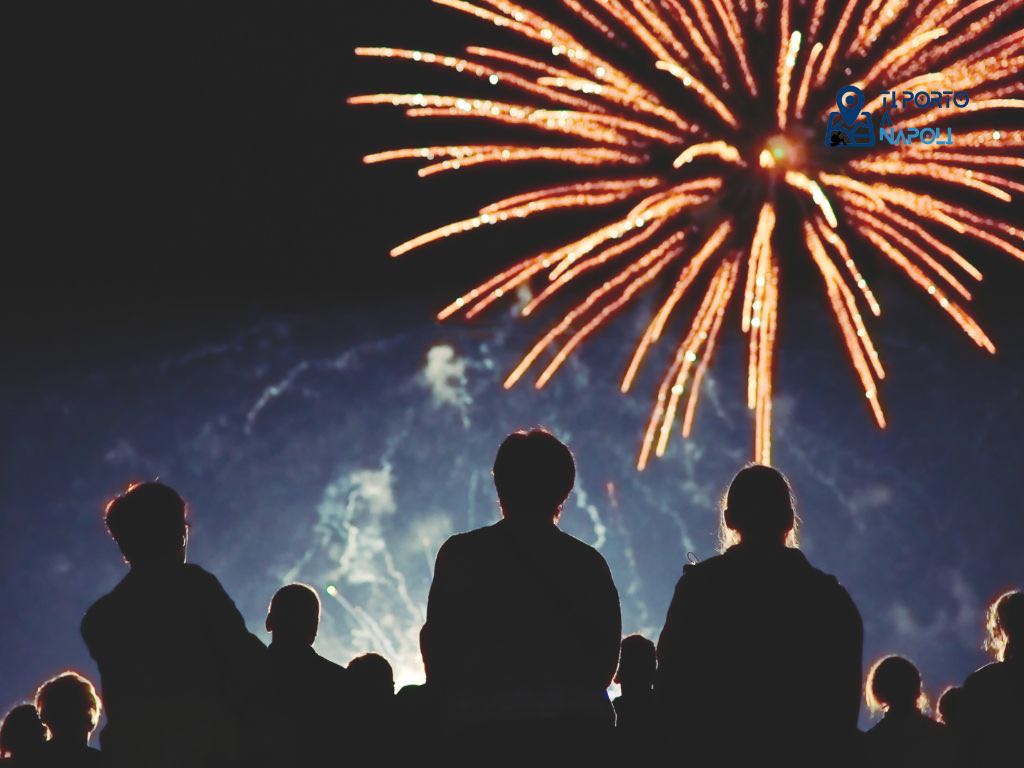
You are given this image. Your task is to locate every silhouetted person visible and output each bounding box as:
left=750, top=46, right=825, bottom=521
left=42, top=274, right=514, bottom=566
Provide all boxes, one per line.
left=80, top=482, right=270, bottom=768
left=394, top=684, right=440, bottom=761
left=34, top=672, right=101, bottom=768
left=863, top=656, right=953, bottom=768
left=613, top=634, right=657, bottom=760
left=348, top=653, right=394, bottom=703
left=938, top=685, right=966, bottom=729
left=613, top=634, right=656, bottom=730
left=937, top=686, right=968, bottom=762
left=0, top=705, right=45, bottom=766
left=655, top=465, right=863, bottom=766
left=420, top=429, right=621, bottom=756
left=265, top=583, right=349, bottom=767
left=960, top=589, right=1023, bottom=763
left=346, top=653, right=394, bottom=758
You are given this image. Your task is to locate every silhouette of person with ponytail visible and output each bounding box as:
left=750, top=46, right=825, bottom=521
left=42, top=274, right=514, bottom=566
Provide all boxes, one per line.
left=863, top=655, right=952, bottom=768
left=656, top=465, right=863, bottom=766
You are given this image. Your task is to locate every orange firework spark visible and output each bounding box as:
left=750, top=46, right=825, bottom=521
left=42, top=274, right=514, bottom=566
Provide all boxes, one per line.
left=351, top=0, right=1024, bottom=466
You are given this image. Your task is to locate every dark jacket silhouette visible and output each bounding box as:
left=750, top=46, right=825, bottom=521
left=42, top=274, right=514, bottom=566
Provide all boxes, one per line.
left=38, top=742, right=102, bottom=768
left=267, top=641, right=349, bottom=767
left=264, top=583, right=349, bottom=767
left=656, top=544, right=863, bottom=764
left=863, top=709, right=954, bottom=768
left=81, top=563, right=269, bottom=768
left=0, top=705, right=46, bottom=766
left=958, top=589, right=1023, bottom=763
left=959, top=657, right=1022, bottom=763
left=421, top=517, right=621, bottom=728
left=346, top=652, right=396, bottom=759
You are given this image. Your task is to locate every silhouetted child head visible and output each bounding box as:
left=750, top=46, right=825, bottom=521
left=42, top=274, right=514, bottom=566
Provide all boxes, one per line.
left=615, top=634, right=656, bottom=695
left=348, top=653, right=395, bottom=704
left=104, top=481, right=188, bottom=567
left=866, top=656, right=926, bottom=715
left=266, top=583, right=321, bottom=646
left=493, top=428, right=575, bottom=522
left=721, top=464, right=797, bottom=549
left=937, top=686, right=964, bottom=727
left=985, top=589, right=1023, bottom=662
left=0, top=704, right=45, bottom=759
left=35, top=671, right=102, bottom=745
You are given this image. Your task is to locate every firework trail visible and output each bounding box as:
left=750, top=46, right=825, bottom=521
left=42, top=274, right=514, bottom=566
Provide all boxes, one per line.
left=351, top=0, right=1024, bottom=466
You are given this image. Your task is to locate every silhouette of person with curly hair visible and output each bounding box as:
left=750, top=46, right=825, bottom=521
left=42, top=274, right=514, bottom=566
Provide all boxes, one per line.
left=81, top=482, right=269, bottom=768
left=960, top=589, right=1023, bottom=763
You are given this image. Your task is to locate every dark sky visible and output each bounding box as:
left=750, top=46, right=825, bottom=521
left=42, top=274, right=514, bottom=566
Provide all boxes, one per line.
left=8, top=1, right=1023, bottom=330
left=8, top=0, right=511, bottom=340
left=3, top=0, right=1023, bottom=725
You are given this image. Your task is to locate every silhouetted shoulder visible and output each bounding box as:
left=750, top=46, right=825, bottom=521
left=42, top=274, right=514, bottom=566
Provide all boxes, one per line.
left=678, top=552, right=725, bottom=579
left=666, top=551, right=739, bottom=595
left=436, top=527, right=483, bottom=554
left=82, top=563, right=247, bottom=650
left=81, top=575, right=129, bottom=649
left=551, top=526, right=610, bottom=560
left=313, top=652, right=349, bottom=684
left=962, top=658, right=1023, bottom=707
left=964, top=660, right=1003, bottom=688
left=179, top=562, right=227, bottom=588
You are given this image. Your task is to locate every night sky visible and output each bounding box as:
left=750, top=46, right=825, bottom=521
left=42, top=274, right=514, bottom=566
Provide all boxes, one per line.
left=3, top=0, right=1022, bottom=725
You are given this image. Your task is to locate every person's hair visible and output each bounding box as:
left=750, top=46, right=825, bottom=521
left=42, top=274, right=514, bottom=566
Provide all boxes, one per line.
left=984, top=589, right=1023, bottom=662
left=348, top=653, right=395, bottom=699
left=937, top=686, right=963, bottom=726
left=0, top=705, right=45, bottom=758
left=492, top=428, right=575, bottom=521
left=267, top=583, right=321, bottom=645
left=35, top=671, right=102, bottom=739
left=865, top=656, right=927, bottom=715
left=615, top=634, right=656, bottom=687
left=104, top=481, right=188, bottom=565
left=720, top=464, right=798, bottom=550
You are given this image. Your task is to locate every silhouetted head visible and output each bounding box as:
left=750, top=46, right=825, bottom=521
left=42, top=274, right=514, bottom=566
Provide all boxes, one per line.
left=0, top=705, right=45, bottom=759
left=35, top=671, right=102, bottom=745
left=348, top=653, right=395, bottom=704
left=866, top=656, right=925, bottom=715
left=104, top=482, right=188, bottom=567
left=721, top=464, right=797, bottom=549
left=266, top=583, right=321, bottom=646
left=493, top=428, right=575, bottom=522
left=937, top=686, right=964, bottom=727
left=985, top=589, right=1023, bottom=662
left=615, top=634, right=656, bottom=693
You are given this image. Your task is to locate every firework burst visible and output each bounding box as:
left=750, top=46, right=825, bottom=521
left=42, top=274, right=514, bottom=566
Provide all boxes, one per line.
left=351, top=0, right=1024, bottom=467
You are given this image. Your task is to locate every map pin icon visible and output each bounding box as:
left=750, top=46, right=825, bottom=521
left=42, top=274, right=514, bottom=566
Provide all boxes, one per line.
left=836, top=85, right=864, bottom=126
